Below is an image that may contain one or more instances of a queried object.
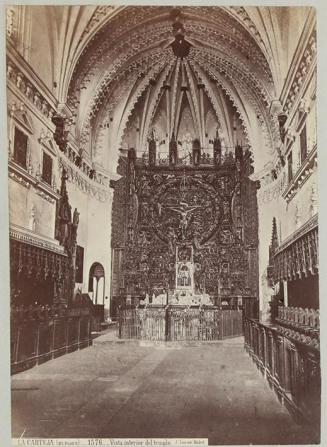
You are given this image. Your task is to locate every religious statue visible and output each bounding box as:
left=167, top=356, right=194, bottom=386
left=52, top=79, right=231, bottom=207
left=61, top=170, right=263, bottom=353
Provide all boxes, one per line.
left=178, top=264, right=190, bottom=287
left=73, top=208, right=80, bottom=227
left=59, top=201, right=72, bottom=246
left=168, top=227, right=177, bottom=253
left=166, top=201, right=202, bottom=239
left=29, top=204, right=36, bottom=231
left=128, top=227, right=134, bottom=241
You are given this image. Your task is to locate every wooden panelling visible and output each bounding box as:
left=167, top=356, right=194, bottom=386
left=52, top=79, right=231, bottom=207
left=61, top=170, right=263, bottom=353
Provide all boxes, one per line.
left=244, top=317, right=320, bottom=425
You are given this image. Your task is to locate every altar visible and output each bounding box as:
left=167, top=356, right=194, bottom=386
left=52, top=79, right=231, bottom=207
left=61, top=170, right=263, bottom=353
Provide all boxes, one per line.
left=143, top=290, right=213, bottom=306
left=111, top=140, right=259, bottom=319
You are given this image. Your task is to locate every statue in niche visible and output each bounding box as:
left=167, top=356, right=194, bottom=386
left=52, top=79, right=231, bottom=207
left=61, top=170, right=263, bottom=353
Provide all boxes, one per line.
left=220, top=177, right=226, bottom=192
left=57, top=168, right=72, bottom=247
left=141, top=202, right=149, bottom=219
left=128, top=227, right=134, bottom=241
left=59, top=202, right=71, bottom=247
left=178, top=264, right=191, bottom=287
left=168, top=227, right=177, bottom=254
left=178, top=246, right=192, bottom=262
left=70, top=209, right=80, bottom=252
left=29, top=204, right=36, bottom=231
left=73, top=208, right=79, bottom=227
left=223, top=199, right=230, bottom=219
left=236, top=227, right=243, bottom=241
left=193, top=233, right=201, bottom=250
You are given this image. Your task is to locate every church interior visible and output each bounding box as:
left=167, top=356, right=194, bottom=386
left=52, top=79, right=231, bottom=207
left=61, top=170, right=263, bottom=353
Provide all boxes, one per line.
left=6, top=5, right=320, bottom=445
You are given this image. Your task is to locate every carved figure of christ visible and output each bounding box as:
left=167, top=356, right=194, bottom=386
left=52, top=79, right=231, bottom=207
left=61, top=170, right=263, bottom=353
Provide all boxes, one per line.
left=165, top=202, right=202, bottom=231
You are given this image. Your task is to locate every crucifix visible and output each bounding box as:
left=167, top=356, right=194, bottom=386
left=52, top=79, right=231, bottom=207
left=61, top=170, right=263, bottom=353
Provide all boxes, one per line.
left=166, top=201, right=202, bottom=238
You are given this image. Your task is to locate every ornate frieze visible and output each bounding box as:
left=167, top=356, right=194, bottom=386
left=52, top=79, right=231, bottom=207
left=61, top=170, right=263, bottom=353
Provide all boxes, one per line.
left=35, top=190, right=56, bottom=204
left=6, top=6, right=16, bottom=40
left=283, top=31, right=316, bottom=115
left=273, top=215, right=318, bottom=281
left=257, top=171, right=287, bottom=205
left=228, top=6, right=265, bottom=46
left=10, top=224, right=66, bottom=255
left=282, top=146, right=317, bottom=203
left=6, top=57, right=57, bottom=124
left=9, top=170, right=31, bottom=190
left=58, top=156, right=113, bottom=203
left=8, top=159, right=60, bottom=202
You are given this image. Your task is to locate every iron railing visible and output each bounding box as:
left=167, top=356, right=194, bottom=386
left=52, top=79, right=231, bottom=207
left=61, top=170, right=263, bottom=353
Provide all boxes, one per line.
left=117, top=305, right=243, bottom=341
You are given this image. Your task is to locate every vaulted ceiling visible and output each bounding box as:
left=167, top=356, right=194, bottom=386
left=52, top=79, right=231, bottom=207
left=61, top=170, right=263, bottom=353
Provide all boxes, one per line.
left=30, top=5, right=313, bottom=172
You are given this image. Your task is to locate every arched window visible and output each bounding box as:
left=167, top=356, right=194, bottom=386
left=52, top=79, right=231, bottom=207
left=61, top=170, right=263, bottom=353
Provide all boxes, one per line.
left=88, top=262, right=105, bottom=305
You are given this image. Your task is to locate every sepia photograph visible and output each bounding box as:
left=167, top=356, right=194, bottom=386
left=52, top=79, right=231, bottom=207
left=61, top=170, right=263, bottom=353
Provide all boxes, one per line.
left=3, top=3, right=321, bottom=446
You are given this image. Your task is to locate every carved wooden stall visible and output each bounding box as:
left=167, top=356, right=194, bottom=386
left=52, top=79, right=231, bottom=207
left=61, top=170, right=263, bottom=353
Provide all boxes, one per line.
left=242, top=208, right=320, bottom=429
left=10, top=303, right=92, bottom=374
left=244, top=308, right=320, bottom=429
left=268, top=214, right=318, bottom=310
left=111, top=139, right=260, bottom=323
left=10, top=169, right=92, bottom=373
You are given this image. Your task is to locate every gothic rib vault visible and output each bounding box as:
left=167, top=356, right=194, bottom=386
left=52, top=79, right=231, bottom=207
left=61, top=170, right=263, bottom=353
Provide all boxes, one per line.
left=49, top=5, right=307, bottom=175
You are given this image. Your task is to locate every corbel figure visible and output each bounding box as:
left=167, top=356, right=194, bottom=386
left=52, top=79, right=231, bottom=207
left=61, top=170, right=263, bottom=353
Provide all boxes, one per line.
left=277, top=113, right=287, bottom=143
left=52, top=114, right=68, bottom=152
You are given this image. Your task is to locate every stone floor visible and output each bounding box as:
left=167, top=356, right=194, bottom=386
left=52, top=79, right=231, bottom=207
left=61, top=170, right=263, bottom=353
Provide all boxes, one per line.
left=11, top=333, right=318, bottom=445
